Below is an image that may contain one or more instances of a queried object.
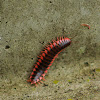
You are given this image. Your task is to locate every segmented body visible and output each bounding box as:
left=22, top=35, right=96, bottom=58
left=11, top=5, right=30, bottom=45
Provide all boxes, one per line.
left=27, top=37, right=71, bottom=85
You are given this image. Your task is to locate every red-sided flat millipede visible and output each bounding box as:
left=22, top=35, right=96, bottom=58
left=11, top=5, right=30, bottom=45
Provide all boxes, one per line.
left=27, top=37, right=71, bottom=86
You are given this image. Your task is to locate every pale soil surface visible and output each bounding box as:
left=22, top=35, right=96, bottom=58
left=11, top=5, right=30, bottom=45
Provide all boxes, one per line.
left=0, top=0, right=100, bottom=100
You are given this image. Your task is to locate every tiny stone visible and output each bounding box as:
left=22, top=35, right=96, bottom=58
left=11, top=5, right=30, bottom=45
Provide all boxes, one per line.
left=54, top=90, right=57, bottom=93
left=84, top=62, right=89, bottom=66
left=50, top=1, right=52, bottom=3
left=31, top=58, right=33, bottom=60
left=5, top=45, right=10, bottom=49
left=92, top=69, right=95, bottom=72
left=43, top=83, right=48, bottom=87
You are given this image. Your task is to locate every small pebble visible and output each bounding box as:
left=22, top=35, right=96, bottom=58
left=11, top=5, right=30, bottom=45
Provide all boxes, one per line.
left=84, top=62, right=89, bottom=66
left=43, top=83, right=48, bottom=87
left=5, top=45, right=10, bottom=49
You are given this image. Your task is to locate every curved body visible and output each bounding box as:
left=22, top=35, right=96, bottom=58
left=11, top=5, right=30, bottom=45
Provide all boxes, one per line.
left=27, top=37, right=71, bottom=85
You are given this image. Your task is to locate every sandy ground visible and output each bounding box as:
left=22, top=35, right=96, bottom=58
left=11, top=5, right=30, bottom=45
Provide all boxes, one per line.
left=0, top=0, right=100, bottom=100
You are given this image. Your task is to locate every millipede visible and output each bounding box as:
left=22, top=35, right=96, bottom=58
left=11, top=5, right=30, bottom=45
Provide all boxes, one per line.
left=27, top=37, right=71, bottom=86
